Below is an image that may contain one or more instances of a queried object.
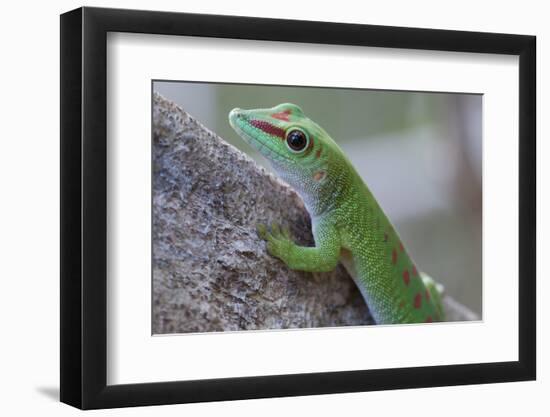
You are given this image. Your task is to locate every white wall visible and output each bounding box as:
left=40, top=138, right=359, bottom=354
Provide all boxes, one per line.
left=0, top=1, right=545, bottom=416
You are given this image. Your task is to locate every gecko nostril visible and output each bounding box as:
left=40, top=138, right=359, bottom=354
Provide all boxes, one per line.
left=230, top=108, right=242, bottom=118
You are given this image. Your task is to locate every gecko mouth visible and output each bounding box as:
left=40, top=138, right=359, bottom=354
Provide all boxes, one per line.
left=230, top=111, right=293, bottom=164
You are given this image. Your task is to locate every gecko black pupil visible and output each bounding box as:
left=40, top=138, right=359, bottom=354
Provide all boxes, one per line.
left=286, top=130, right=307, bottom=151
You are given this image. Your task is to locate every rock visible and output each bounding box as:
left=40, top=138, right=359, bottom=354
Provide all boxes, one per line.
left=152, top=92, right=478, bottom=334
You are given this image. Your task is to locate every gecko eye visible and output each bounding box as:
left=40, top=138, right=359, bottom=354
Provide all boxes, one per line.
left=285, top=129, right=308, bottom=152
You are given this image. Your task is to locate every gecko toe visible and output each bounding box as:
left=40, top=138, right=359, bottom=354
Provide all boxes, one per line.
left=256, top=223, right=268, bottom=240
left=283, top=226, right=295, bottom=241
left=271, top=222, right=282, bottom=237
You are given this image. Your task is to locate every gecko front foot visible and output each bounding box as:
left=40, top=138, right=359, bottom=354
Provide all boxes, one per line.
left=256, top=222, right=295, bottom=264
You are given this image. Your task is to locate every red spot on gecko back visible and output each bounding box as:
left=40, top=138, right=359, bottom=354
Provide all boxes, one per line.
left=391, top=248, right=398, bottom=265
left=249, top=119, right=286, bottom=139
left=271, top=109, right=292, bottom=121
left=414, top=293, right=422, bottom=309
left=425, top=316, right=433, bottom=323
left=425, top=289, right=431, bottom=301
left=402, top=269, right=410, bottom=285
left=412, top=265, right=418, bottom=276
left=399, top=242, right=404, bottom=252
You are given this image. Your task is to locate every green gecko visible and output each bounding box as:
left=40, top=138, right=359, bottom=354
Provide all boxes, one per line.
left=229, top=103, right=445, bottom=325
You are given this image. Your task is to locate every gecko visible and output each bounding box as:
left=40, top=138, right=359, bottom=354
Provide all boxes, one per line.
left=229, top=103, right=445, bottom=325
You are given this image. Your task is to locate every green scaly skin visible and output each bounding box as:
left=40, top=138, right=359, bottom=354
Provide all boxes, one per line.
left=229, top=103, right=445, bottom=324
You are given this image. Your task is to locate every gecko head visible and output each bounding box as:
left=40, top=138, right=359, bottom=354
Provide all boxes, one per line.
left=229, top=103, right=348, bottom=211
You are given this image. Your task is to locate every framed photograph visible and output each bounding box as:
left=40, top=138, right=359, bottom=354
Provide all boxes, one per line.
left=60, top=6, right=536, bottom=409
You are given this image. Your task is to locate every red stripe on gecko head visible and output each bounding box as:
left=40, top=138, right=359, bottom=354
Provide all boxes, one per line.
left=315, top=148, right=322, bottom=159
left=306, top=133, right=314, bottom=153
left=271, top=109, right=292, bottom=121
left=249, top=120, right=286, bottom=139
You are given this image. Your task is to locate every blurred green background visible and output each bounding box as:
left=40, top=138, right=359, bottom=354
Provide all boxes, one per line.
left=154, top=81, right=482, bottom=316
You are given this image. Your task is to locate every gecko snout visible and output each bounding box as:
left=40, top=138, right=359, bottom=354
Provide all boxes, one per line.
left=229, top=108, right=243, bottom=119
left=229, top=108, right=246, bottom=129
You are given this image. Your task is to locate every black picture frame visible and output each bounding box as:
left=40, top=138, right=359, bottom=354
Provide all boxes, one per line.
left=60, top=6, right=536, bottom=410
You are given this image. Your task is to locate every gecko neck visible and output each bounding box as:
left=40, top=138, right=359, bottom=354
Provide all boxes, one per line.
left=280, top=157, right=358, bottom=219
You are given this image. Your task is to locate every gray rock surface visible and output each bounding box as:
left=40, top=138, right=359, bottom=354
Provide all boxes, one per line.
left=152, top=92, right=478, bottom=334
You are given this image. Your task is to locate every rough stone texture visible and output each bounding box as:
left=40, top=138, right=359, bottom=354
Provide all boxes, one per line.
left=152, top=92, right=478, bottom=334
